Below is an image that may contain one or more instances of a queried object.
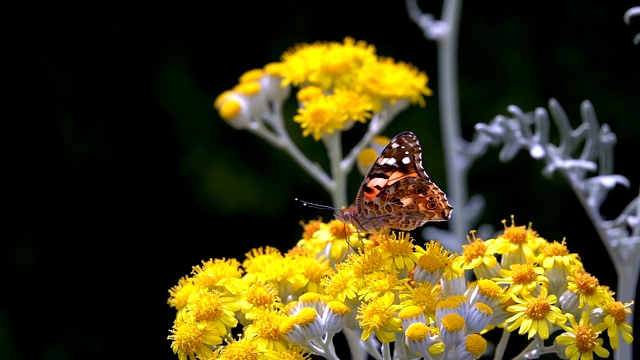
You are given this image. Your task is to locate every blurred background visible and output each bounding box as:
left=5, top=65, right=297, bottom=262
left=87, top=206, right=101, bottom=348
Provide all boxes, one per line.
left=6, top=1, right=640, bottom=359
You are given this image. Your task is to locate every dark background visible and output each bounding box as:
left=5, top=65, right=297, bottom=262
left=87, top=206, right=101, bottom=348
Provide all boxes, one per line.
left=7, top=1, right=640, bottom=359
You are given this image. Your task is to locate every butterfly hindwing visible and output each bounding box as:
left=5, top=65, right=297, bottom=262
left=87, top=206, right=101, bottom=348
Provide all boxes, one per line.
left=337, top=131, right=452, bottom=233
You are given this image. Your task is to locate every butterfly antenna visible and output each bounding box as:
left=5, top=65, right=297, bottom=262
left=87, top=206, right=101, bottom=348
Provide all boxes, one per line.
left=295, top=198, right=339, bottom=211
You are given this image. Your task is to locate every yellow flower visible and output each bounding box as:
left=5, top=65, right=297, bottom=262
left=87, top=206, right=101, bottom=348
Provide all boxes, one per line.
left=296, top=218, right=361, bottom=263
left=185, top=289, right=241, bottom=336
left=357, top=292, right=404, bottom=343
left=467, top=279, right=509, bottom=326
left=293, top=93, right=346, bottom=141
left=566, top=268, right=609, bottom=310
left=212, top=334, right=282, bottom=360
left=288, top=253, right=333, bottom=295
left=359, top=270, right=405, bottom=302
left=600, top=299, right=634, bottom=349
left=280, top=37, right=377, bottom=89
left=237, top=281, right=282, bottom=319
left=492, top=216, right=545, bottom=267
left=356, top=56, right=432, bottom=111
left=458, top=233, right=501, bottom=279
left=168, top=318, right=222, bottom=360
left=243, top=307, right=292, bottom=352
left=556, top=311, right=609, bottom=360
left=296, top=85, right=324, bottom=103
left=400, top=281, right=443, bottom=323
left=321, top=262, right=360, bottom=303
left=376, top=232, right=420, bottom=273
left=537, top=239, right=582, bottom=295
left=404, top=322, right=443, bottom=357
left=168, top=276, right=198, bottom=318
left=505, top=286, right=567, bottom=340
left=413, top=240, right=461, bottom=285
left=496, top=263, right=548, bottom=296
left=191, top=258, right=245, bottom=295
left=331, top=87, right=373, bottom=124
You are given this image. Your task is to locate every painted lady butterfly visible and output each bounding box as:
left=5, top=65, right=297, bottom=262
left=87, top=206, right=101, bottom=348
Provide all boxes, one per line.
left=300, top=131, right=452, bottom=234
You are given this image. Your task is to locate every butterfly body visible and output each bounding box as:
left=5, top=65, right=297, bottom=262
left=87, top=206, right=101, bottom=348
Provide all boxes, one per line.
left=335, top=131, right=452, bottom=233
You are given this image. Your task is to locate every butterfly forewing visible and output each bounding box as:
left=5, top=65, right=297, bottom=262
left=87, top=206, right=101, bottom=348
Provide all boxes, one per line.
left=339, top=131, right=452, bottom=233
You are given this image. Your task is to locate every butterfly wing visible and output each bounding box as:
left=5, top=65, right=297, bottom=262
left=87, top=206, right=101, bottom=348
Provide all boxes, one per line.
left=354, top=131, right=452, bottom=231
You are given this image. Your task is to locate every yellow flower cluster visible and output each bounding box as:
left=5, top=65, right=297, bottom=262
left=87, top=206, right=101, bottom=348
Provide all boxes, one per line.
left=213, top=37, right=433, bottom=141
left=167, top=217, right=634, bottom=360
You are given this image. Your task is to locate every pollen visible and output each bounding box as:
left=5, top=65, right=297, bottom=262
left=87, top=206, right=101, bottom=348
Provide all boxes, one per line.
left=399, top=305, right=424, bottom=320
left=219, top=99, right=242, bottom=121
left=189, top=291, right=224, bottom=321
left=502, top=224, right=527, bottom=245
left=233, top=81, right=261, bottom=95
left=295, top=308, right=318, bottom=326
left=474, top=302, right=493, bottom=315
left=327, top=300, right=351, bottom=316
left=511, top=263, right=537, bottom=284
left=299, top=292, right=322, bottom=304
left=462, top=238, right=488, bottom=260
left=539, top=240, right=569, bottom=257
left=441, top=313, right=465, bottom=332
left=239, top=68, right=265, bottom=83
left=300, top=219, right=322, bottom=240
left=525, top=298, right=551, bottom=320
left=253, top=312, right=284, bottom=340
left=297, top=85, right=323, bottom=103
left=477, top=279, right=504, bottom=299
left=279, top=316, right=296, bottom=333
left=168, top=276, right=197, bottom=310
left=409, top=283, right=439, bottom=317
left=606, top=301, right=629, bottom=324
left=465, top=333, right=488, bottom=356
left=328, top=219, right=348, bottom=238
left=575, top=324, right=599, bottom=353
left=405, top=322, right=429, bottom=341
left=246, top=283, right=278, bottom=308
left=263, top=62, right=285, bottom=77
left=417, top=253, right=444, bottom=273
left=169, top=321, right=201, bottom=353
left=437, top=296, right=465, bottom=312
left=574, top=272, right=600, bottom=296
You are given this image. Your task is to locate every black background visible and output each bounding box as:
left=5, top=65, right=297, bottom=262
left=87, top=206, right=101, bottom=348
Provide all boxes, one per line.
left=7, top=1, right=640, bottom=359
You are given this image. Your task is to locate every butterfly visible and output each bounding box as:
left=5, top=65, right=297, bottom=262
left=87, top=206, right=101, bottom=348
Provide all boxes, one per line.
left=299, top=131, right=452, bottom=234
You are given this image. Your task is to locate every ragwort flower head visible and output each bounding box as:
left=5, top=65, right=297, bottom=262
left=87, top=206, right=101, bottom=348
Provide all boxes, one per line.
left=566, top=268, right=610, bottom=310
left=168, top=318, right=223, bottom=360
left=280, top=37, right=377, bottom=89
left=413, top=240, right=461, bottom=285
left=505, top=286, right=567, bottom=340
left=493, top=216, right=544, bottom=268
left=356, top=56, right=433, bottom=111
left=243, top=307, right=292, bottom=352
left=537, top=239, right=582, bottom=295
left=458, top=233, right=501, bottom=280
left=555, top=311, right=610, bottom=360
left=596, top=299, right=635, bottom=349
left=357, top=291, right=404, bottom=343
left=185, top=289, right=241, bottom=336
left=191, top=258, right=245, bottom=295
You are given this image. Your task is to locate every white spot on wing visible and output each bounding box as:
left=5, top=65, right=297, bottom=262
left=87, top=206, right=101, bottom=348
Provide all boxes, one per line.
left=384, top=157, right=396, bottom=165
left=402, top=156, right=410, bottom=164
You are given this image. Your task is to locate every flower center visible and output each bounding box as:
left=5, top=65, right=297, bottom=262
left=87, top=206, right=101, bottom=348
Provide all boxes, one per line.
left=525, top=298, right=551, bottom=320
left=575, top=324, right=599, bottom=353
